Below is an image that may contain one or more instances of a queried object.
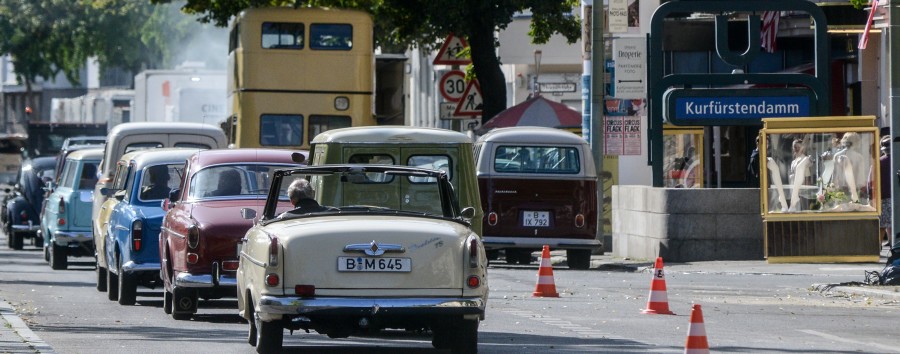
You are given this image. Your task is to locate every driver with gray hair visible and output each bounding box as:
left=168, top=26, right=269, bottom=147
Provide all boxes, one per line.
left=287, top=178, right=328, bottom=213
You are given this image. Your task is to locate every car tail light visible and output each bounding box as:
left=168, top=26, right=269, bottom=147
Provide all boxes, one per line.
left=57, top=218, right=65, bottom=226
left=467, top=275, right=481, bottom=288
left=58, top=196, right=65, bottom=213
left=295, top=284, right=315, bottom=297
left=186, top=253, right=199, bottom=264
left=268, top=237, right=279, bottom=267
left=222, top=260, right=239, bottom=271
left=132, top=220, right=142, bottom=251
left=266, top=273, right=280, bottom=286
left=187, top=225, right=199, bottom=249
left=469, top=237, right=479, bottom=268
left=19, top=211, right=27, bottom=223
left=575, top=213, right=585, bottom=228
left=487, top=212, right=498, bottom=226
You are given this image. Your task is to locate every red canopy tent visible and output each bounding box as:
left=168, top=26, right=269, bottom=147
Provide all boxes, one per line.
left=478, top=95, right=581, bottom=134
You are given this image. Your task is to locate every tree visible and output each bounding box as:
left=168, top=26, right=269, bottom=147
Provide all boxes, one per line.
left=155, top=0, right=582, bottom=123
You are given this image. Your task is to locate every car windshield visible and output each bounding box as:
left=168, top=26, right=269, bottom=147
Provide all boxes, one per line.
left=270, top=165, right=457, bottom=220
left=138, top=163, right=183, bottom=201
left=189, top=164, right=295, bottom=200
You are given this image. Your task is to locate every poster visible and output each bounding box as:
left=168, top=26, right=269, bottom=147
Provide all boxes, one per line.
left=604, top=99, right=643, bottom=156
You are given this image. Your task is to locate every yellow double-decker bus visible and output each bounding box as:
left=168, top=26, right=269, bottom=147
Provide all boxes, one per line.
left=226, top=7, right=375, bottom=149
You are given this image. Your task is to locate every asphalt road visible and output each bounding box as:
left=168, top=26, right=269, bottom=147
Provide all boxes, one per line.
left=2, top=230, right=900, bottom=353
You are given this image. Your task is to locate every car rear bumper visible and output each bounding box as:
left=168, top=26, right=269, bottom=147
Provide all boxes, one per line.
left=256, top=296, right=486, bottom=322
left=482, top=236, right=602, bottom=251
left=175, top=272, right=237, bottom=288
left=121, top=261, right=160, bottom=275
left=11, top=224, right=39, bottom=233
left=52, top=231, right=93, bottom=245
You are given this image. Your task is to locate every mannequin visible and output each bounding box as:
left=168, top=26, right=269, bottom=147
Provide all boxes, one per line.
left=788, top=139, right=811, bottom=212
left=767, top=156, right=789, bottom=212
left=831, top=132, right=876, bottom=211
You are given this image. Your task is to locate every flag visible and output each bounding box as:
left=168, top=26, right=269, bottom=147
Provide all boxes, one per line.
left=860, top=0, right=877, bottom=50
left=760, top=11, right=780, bottom=53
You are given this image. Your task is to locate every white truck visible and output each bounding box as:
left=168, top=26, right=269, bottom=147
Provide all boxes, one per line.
left=132, top=67, right=226, bottom=126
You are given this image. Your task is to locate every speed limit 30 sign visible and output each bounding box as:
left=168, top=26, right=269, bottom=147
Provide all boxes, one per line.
left=439, top=70, right=466, bottom=102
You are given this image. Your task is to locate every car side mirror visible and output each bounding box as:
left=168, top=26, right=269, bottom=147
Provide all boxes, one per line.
left=240, top=208, right=257, bottom=220
left=113, top=189, right=126, bottom=201
left=99, top=187, right=109, bottom=196
left=291, top=152, right=306, bottom=164
left=460, top=207, right=476, bottom=220
left=168, top=189, right=181, bottom=203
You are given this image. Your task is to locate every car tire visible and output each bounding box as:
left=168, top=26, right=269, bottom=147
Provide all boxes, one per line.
left=255, top=310, right=283, bottom=354
left=10, top=231, right=22, bottom=250
left=117, top=257, right=137, bottom=306
left=431, top=328, right=452, bottom=349
left=163, top=289, right=173, bottom=315
left=96, top=264, right=107, bottom=292
left=107, top=264, right=119, bottom=301
left=171, top=286, right=197, bottom=320
left=566, top=249, right=591, bottom=270
left=247, top=301, right=258, bottom=346
left=43, top=245, right=49, bottom=262
left=49, top=242, right=68, bottom=270
left=486, top=250, right=500, bottom=261
left=450, top=320, right=479, bottom=354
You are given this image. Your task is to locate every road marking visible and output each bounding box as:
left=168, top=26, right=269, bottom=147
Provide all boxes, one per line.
left=798, top=329, right=897, bottom=352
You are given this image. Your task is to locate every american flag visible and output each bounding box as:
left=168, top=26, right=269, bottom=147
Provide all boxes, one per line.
left=760, top=11, right=780, bottom=53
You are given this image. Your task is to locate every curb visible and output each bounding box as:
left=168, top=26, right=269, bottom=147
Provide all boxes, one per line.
left=812, top=283, right=900, bottom=301
left=0, top=299, right=55, bottom=354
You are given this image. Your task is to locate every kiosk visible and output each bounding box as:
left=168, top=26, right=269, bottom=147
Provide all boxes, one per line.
left=759, top=116, right=882, bottom=263
left=663, top=125, right=705, bottom=188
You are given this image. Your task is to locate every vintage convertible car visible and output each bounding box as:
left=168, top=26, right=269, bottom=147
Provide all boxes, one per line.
left=4, top=156, right=56, bottom=250
left=99, top=148, right=198, bottom=305
left=159, top=148, right=300, bottom=320
left=40, top=147, right=103, bottom=269
left=237, top=165, right=487, bottom=354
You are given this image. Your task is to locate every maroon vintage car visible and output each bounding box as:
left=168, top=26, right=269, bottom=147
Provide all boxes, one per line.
left=158, top=148, right=304, bottom=320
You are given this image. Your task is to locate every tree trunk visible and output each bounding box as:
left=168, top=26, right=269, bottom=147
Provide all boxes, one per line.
left=467, top=14, right=507, bottom=125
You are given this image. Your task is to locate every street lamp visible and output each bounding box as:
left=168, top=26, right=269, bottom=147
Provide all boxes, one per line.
left=533, top=49, right=542, bottom=96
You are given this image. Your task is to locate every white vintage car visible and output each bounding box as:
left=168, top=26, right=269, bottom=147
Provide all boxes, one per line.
left=237, top=164, right=488, bottom=353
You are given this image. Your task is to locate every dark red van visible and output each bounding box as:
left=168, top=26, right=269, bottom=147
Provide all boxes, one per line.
left=475, top=127, right=600, bottom=269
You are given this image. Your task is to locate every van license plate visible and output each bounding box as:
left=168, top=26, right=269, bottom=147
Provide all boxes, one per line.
left=523, top=211, right=550, bottom=227
left=338, top=257, right=411, bottom=272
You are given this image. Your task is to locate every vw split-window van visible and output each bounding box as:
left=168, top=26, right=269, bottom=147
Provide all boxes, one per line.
left=474, top=126, right=600, bottom=269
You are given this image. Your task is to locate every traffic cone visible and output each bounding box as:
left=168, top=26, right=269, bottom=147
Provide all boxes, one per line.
left=532, top=245, right=559, bottom=297
left=684, top=304, right=710, bottom=354
left=641, top=257, right=674, bottom=314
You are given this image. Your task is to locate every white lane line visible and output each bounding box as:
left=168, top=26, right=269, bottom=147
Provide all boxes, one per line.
left=798, top=329, right=899, bottom=353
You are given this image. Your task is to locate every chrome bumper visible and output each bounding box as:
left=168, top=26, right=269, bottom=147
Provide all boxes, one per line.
left=175, top=272, right=237, bottom=288
left=11, top=223, right=39, bottom=233
left=482, top=236, right=602, bottom=251
left=53, top=231, right=93, bottom=245
left=256, top=296, right=486, bottom=322
left=121, top=261, right=160, bottom=275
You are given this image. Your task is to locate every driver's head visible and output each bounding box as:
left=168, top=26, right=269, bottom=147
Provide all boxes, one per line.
left=287, top=178, right=315, bottom=206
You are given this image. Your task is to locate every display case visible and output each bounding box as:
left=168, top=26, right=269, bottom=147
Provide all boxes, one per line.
left=759, top=116, right=881, bottom=262
left=663, top=125, right=704, bottom=188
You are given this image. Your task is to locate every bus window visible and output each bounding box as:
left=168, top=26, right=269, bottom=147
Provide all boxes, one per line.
left=229, top=23, right=241, bottom=51
left=262, top=22, right=304, bottom=49
left=308, top=115, right=351, bottom=143
left=310, top=24, right=352, bottom=50
left=260, top=114, right=303, bottom=146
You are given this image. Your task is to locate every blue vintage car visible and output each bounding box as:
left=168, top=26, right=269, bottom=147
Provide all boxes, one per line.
left=101, top=148, right=198, bottom=306
left=40, top=148, right=103, bottom=269
left=4, top=156, right=56, bottom=250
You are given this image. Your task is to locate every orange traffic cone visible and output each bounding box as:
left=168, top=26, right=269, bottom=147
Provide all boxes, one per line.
left=684, top=304, right=710, bottom=354
left=532, top=245, right=559, bottom=297
left=641, top=257, right=674, bottom=314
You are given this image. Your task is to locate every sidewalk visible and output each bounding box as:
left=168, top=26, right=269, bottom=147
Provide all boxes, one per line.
left=0, top=299, right=55, bottom=354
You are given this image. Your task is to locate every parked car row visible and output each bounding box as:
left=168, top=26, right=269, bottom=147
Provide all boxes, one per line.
left=12, top=123, right=600, bottom=353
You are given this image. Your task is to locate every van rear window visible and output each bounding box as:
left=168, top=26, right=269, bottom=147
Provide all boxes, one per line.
left=494, top=146, right=581, bottom=174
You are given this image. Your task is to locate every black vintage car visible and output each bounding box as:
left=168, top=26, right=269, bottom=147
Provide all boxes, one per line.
left=3, top=156, right=56, bottom=250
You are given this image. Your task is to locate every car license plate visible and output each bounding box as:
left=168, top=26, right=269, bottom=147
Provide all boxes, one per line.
left=338, top=257, right=411, bottom=272
left=523, top=211, right=550, bottom=227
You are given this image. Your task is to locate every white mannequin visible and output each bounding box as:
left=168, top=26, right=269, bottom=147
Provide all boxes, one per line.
left=767, top=157, right=789, bottom=212
left=833, top=133, right=866, bottom=203
left=789, top=155, right=811, bottom=212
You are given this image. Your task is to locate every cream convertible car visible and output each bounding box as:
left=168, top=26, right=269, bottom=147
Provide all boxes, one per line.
left=237, top=165, right=488, bottom=354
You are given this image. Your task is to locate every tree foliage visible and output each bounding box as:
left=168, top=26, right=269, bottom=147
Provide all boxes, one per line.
left=156, top=0, right=582, bottom=122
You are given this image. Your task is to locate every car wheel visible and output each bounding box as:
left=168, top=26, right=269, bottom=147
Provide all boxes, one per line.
left=450, top=320, right=479, bottom=354
left=107, top=264, right=119, bottom=301
left=96, top=264, right=107, bottom=292
left=431, top=328, right=452, bottom=349
left=171, top=286, right=197, bottom=320
left=254, top=309, right=283, bottom=354
left=486, top=250, right=500, bottom=261
left=10, top=231, right=22, bottom=250
left=49, top=242, right=68, bottom=270
left=117, top=257, right=137, bottom=305
left=567, top=249, right=591, bottom=270
left=247, top=301, right=258, bottom=346
left=43, top=245, right=49, bottom=262
left=163, top=289, right=173, bottom=315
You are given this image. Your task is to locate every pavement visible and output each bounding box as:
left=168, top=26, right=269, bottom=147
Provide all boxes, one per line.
left=1, top=248, right=897, bottom=354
